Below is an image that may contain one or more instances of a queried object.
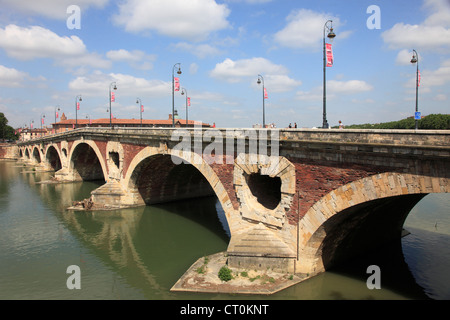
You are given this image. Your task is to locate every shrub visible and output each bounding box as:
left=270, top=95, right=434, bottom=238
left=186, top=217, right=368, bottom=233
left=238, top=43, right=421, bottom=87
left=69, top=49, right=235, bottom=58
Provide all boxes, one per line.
left=218, top=266, right=233, bottom=282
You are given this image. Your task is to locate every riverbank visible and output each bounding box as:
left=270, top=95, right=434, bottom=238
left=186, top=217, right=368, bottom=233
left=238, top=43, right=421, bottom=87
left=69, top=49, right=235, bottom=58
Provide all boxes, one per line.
left=171, top=252, right=308, bottom=295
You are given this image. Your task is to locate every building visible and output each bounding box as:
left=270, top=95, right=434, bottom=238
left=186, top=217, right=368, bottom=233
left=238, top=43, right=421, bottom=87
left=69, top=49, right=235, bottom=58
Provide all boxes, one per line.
left=52, top=113, right=211, bottom=134
left=19, top=128, right=50, bottom=141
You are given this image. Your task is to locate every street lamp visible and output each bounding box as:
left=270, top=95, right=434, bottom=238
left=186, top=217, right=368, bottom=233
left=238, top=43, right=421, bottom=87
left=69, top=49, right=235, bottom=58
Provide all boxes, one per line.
left=257, top=75, right=265, bottom=128
left=411, top=49, right=419, bottom=130
left=136, top=98, right=143, bottom=127
left=40, top=113, right=45, bottom=137
left=172, top=63, right=182, bottom=128
left=54, top=105, right=60, bottom=133
left=181, top=88, right=188, bottom=127
left=323, top=20, right=336, bottom=129
left=75, top=95, right=82, bottom=129
left=109, top=82, right=117, bottom=128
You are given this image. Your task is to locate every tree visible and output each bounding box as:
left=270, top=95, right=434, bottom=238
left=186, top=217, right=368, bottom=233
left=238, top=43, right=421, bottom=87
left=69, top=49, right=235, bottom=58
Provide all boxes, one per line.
left=0, top=113, right=18, bottom=141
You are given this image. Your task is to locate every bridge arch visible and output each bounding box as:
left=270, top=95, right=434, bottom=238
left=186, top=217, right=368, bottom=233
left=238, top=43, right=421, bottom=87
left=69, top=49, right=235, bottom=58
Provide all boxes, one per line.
left=45, top=144, right=62, bottom=171
left=68, top=140, right=107, bottom=182
left=124, top=147, right=236, bottom=232
left=297, top=172, right=450, bottom=275
left=32, top=146, right=41, bottom=164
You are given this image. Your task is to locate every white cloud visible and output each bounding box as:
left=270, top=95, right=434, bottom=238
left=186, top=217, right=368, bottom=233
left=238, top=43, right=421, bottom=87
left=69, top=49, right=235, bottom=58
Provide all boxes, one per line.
left=382, top=0, right=450, bottom=52
left=274, top=9, right=349, bottom=50
left=172, top=42, right=222, bottom=59
left=395, top=49, right=416, bottom=66
left=0, top=24, right=111, bottom=72
left=0, top=25, right=86, bottom=60
left=189, top=63, right=199, bottom=75
left=68, top=71, right=171, bottom=98
left=0, top=0, right=109, bottom=20
left=258, top=75, right=302, bottom=93
left=210, top=57, right=301, bottom=92
left=210, top=57, right=287, bottom=82
left=327, top=80, right=373, bottom=94
left=113, top=0, right=230, bottom=42
left=106, top=49, right=156, bottom=70
left=0, top=65, right=29, bottom=87
left=421, top=60, right=450, bottom=87
left=295, top=79, right=373, bottom=101
left=433, top=94, right=447, bottom=101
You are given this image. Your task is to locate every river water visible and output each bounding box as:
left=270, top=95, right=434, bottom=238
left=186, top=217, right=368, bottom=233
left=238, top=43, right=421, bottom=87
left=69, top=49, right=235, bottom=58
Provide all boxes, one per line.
left=0, top=160, right=449, bottom=300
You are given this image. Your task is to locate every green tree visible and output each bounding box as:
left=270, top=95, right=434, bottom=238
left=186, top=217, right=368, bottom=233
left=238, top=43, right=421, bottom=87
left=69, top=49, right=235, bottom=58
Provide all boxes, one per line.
left=0, top=113, right=18, bottom=141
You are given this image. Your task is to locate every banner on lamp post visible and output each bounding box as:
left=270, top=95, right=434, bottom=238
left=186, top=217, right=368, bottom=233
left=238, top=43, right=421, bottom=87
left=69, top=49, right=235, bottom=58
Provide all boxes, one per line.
left=326, top=43, right=333, bottom=67
left=174, top=77, right=180, bottom=91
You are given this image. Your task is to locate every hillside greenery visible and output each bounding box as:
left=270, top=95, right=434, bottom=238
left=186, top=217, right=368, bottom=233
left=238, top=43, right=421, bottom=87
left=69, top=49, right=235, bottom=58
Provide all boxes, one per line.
left=334, top=114, right=449, bottom=130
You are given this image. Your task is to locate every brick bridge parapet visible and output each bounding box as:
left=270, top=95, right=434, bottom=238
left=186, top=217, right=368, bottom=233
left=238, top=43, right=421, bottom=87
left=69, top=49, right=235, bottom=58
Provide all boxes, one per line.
left=17, top=128, right=450, bottom=277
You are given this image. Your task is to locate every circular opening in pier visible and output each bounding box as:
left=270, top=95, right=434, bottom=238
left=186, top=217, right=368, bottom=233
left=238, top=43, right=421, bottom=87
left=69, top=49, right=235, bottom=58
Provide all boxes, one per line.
left=246, top=173, right=282, bottom=210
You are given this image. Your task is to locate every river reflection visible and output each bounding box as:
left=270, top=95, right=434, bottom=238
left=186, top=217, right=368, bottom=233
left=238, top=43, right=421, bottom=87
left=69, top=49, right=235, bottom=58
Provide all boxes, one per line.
left=0, top=161, right=448, bottom=300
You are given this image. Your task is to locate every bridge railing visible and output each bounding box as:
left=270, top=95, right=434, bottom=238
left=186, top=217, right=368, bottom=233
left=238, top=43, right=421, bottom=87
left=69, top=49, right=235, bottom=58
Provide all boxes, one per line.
left=18, top=127, right=450, bottom=148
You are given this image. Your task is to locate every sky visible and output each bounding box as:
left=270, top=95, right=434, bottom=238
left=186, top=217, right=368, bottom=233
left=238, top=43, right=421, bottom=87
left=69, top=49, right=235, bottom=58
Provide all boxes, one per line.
left=0, top=0, right=449, bottom=129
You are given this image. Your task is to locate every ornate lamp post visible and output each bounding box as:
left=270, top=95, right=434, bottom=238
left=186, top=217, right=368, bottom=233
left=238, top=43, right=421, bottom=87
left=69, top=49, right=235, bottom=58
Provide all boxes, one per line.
left=181, top=88, right=189, bottom=127
left=40, top=113, right=45, bottom=137
left=109, top=82, right=117, bottom=128
left=172, top=63, right=182, bottom=127
left=257, top=74, right=265, bottom=128
left=410, top=49, right=420, bottom=130
left=323, top=20, right=336, bottom=129
left=54, top=105, right=60, bottom=133
left=75, top=95, right=82, bottom=129
left=136, top=98, right=143, bottom=127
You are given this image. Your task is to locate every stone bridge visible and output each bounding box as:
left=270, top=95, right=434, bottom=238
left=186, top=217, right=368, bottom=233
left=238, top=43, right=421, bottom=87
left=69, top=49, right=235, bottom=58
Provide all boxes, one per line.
left=16, top=128, right=450, bottom=278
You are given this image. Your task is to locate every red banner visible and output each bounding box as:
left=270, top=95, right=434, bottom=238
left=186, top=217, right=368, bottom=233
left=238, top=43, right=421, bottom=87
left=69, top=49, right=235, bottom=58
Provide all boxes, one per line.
left=77, top=102, right=80, bottom=110
left=418, top=70, right=421, bottom=87
left=111, top=91, right=115, bottom=102
left=42, top=118, right=44, bottom=125
left=264, top=88, right=268, bottom=99
left=187, top=97, right=191, bottom=106
left=326, top=43, right=333, bottom=67
left=141, top=105, right=144, bottom=112
left=174, top=77, right=180, bottom=91
left=56, top=112, right=59, bottom=118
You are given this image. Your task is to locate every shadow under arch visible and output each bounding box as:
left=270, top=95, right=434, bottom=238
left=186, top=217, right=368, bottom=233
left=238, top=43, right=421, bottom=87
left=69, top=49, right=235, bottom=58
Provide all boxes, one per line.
left=69, top=140, right=107, bottom=182
left=32, top=146, right=41, bottom=164
left=298, top=172, right=449, bottom=275
left=124, top=147, right=234, bottom=234
left=45, top=144, right=62, bottom=171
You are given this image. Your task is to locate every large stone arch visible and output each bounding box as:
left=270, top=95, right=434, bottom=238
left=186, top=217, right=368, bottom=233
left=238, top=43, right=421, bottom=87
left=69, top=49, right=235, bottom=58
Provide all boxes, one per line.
left=23, top=147, right=30, bottom=160
left=123, top=146, right=238, bottom=233
left=68, top=140, right=107, bottom=182
left=31, top=146, right=42, bottom=164
left=44, top=144, right=62, bottom=171
left=297, top=172, right=450, bottom=275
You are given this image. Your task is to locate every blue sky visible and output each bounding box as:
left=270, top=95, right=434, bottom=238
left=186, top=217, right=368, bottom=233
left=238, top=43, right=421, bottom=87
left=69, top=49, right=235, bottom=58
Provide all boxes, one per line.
left=0, top=0, right=449, bottom=129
